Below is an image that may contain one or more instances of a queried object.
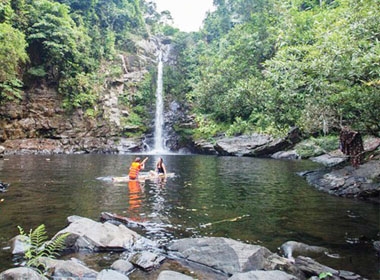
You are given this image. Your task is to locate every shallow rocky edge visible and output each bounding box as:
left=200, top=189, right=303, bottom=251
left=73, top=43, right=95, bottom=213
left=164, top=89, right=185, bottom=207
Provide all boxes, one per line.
left=2, top=214, right=378, bottom=280
left=297, top=137, right=380, bottom=204
left=300, top=159, right=380, bottom=203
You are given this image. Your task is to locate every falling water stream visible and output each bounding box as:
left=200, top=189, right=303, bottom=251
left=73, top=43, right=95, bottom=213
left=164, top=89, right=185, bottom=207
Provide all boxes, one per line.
left=153, top=50, right=165, bottom=153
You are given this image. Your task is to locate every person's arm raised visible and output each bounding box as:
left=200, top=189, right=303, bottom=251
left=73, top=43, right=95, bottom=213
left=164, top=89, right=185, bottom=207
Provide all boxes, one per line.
left=141, top=157, right=148, bottom=169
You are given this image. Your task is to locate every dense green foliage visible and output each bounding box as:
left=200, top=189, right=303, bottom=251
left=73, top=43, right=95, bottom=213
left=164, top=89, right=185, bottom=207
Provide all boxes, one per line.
left=0, top=21, right=28, bottom=102
left=1, top=0, right=378, bottom=140
left=0, top=0, right=159, bottom=115
left=169, top=0, right=380, bottom=138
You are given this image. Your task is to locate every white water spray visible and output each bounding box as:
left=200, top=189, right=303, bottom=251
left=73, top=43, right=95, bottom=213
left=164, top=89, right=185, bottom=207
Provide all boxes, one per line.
left=153, top=51, right=165, bottom=152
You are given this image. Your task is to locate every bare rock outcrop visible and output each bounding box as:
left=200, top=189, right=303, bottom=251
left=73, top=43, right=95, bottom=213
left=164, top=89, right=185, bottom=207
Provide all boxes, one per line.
left=167, top=237, right=272, bottom=275
left=52, top=216, right=144, bottom=252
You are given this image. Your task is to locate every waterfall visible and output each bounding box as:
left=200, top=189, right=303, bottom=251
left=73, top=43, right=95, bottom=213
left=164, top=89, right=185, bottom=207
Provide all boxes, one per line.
left=153, top=51, right=165, bottom=152
left=119, top=54, right=128, bottom=74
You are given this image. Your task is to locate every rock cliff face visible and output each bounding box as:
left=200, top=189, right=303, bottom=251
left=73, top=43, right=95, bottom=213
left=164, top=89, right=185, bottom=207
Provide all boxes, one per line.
left=0, top=36, right=170, bottom=155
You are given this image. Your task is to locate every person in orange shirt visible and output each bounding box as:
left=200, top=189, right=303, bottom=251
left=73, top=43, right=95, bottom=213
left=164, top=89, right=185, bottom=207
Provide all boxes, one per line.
left=129, top=157, right=148, bottom=180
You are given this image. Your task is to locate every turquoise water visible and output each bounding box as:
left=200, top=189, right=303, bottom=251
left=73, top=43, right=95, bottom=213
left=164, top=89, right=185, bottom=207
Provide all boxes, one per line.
left=0, top=154, right=378, bottom=278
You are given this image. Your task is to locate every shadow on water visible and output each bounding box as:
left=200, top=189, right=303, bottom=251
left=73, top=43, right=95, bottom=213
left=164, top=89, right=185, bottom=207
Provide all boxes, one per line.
left=0, top=154, right=379, bottom=279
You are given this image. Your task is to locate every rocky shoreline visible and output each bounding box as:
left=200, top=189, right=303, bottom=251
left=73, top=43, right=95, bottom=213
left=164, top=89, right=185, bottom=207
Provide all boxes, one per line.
left=300, top=159, right=380, bottom=203
left=1, top=214, right=374, bottom=280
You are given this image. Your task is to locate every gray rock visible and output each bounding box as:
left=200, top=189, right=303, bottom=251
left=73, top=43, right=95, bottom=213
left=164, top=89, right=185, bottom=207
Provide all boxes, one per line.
left=129, top=251, right=165, bottom=271
left=38, top=257, right=98, bottom=279
left=167, top=237, right=272, bottom=275
left=228, top=270, right=299, bottom=280
left=52, top=216, right=142, bottom=252
left=251, top=127, right=302, bottom=157
left=263, top=254, right=305, bottom=279
left=295, top=256, right=337, bottom=277
left=271, top=150, right=300, bottom=160
left=215, top=134, right=273, bottom=156
left=211, top=128, right=302, bottom=157
left=0, top=267, right=48, bottom=280
left=310, top=152, right=347, bottom=167
left=67, top=215, right=85, bottom=223
left=193, top=139, right=218, bottom=155
left=280, top=241, right=328, bottom=260
left=303, top=160, right=380, bottom=201
left=97, top=269, right=129, bottom=280
left=116, top=138, right=143, bottom=154
left=111, top=259, right=135, bottom=275
left=9, top=234, right=30, bottom=255
left=294, top=256, right=363, bottom=280
left=157, top=270, right=195, bottom=280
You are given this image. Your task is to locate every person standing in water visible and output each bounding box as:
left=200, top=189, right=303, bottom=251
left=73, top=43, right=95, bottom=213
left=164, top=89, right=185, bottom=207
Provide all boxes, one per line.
left=129, top=157, right=148, bottom=180
left=155, top=157, right=167, bottom=177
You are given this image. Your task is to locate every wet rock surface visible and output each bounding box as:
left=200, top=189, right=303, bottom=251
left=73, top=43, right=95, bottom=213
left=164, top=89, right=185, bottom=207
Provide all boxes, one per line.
left=0, top=267, right=48, bottom=280
left=193, top=127, right=302, bottom=157
left=301, top=160, right=380, bottom=203
left=167, top=237, right=272, bottom=275
left=1, top=216, right=368, bottom=280
left=52, top=216, right=144, bottom=252
left=0, top=36, right=167, bottom=156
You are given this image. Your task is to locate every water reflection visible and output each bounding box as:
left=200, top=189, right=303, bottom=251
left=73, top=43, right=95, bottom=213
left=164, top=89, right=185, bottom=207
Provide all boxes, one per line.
left=127, top=180, right=144, bottom=220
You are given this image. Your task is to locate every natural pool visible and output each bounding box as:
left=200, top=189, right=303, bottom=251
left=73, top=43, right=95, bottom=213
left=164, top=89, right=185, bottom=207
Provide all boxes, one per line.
left=0, top=154, right=378, bottom=279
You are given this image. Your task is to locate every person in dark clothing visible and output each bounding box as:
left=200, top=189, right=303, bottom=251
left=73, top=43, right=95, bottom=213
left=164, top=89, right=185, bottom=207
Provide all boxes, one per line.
left=155, top=157, right=167, bottom=176
left=339, top=127, right=364, bottom=168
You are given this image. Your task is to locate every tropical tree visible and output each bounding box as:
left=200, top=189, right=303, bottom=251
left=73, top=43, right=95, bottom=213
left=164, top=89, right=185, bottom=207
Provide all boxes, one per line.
left=263, top=0, right=380, bottom=135
left=0, top=22, right=28, bottom=102
left=26, top=0, right=93, bottom=82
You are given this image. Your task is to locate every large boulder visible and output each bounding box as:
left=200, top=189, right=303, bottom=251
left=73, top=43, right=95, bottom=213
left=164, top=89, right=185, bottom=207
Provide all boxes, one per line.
left=0, top=267, right=48, bottom=280
left=252, top=127, right=302, bottom=157
left=193, top=139, right=218, bottom=155
left=52, top=216, right=143, bottom=252
left=303, top=160, right=380, bottom=202
left=167, top=237, right=272, bottom=275
left=214, top=134, right=273, bottom=156
left=295, top=256, right=363, bottom=280
left=211, top=128, right=302, bottom=157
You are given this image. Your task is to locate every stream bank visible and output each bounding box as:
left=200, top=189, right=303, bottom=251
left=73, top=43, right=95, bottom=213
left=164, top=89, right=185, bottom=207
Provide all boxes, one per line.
left=1, top=214, right=372, bottom=280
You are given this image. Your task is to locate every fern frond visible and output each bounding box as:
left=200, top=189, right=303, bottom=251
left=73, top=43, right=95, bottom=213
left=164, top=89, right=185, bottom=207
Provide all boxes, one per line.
left=45, top=232, right=70, bottom=257
left=17, top=224, right=69, bottom=274
left=17, top=225, right=25, bottom=236
left=30, top=224, right=48, bottom=249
